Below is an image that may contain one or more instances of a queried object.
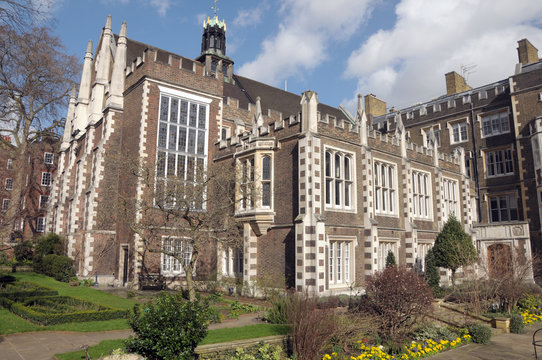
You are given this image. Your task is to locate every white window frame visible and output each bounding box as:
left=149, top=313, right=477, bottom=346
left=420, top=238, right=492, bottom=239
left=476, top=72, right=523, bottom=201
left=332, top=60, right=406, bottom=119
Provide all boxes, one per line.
left=412, top=170, right=432, bottom=219
left=416, top=242, right=432, bottom=273
left=448, top=120, right=468, bottom=144
left=485, top=148, right=514, bottom=177
left=44, top=152, right=54, bottom=165
left=442, top=178, right=458, bottom=221
left=328, top=237, right=355, bottom=287
left=2, top=199, right=9, bottom=212
left=324, top=147, right=355, bottom=211
left=221, top=246, right=243, bottom=277
left=373, top=160, right=397, bottom=216
left=422, top=125, right=440, bottom=148
left=261, top=155, right=273, bottom=209
left=238, top=156, right=255, bottom=211
left=377, top=239, right=398, bottom=272
left=161, top=237, right=193, bottom=275
left=433, top=103, right=441, bottom=112
left=154, top=90, right=210, bottom=210
left=36, top=217, right=46, bottom=233
left=5, top=178, right=13, bottom=190
left=489, top=194, right=518, bottom=223
left=480, top=111, right=510, bottom=138
left=6, top=159, right=13, bottom=170
left=41, top=172, right=52, bottom=186
left=462, top=94, right=471, bottom=104
left=479, top=90, right=488, bottom=100
left=39, top=195, right=49, bottom=209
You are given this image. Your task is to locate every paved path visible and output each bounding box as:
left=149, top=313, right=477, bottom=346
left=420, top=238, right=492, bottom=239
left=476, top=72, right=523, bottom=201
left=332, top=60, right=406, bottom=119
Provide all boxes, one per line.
left=0, top=312, right=262, bottom=360
left=433, top=323, right=542, bottom=360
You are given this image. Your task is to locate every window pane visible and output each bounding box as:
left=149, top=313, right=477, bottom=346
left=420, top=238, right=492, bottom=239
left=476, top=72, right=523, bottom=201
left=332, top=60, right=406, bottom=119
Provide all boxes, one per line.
left=345, top=183, right=351, bottom=207
left=189, top=103, right=197, bottom=127
left=262, top=157, right=271, bottom=180
left=168, top=125, right=177, bottom=150
left=187, top=129, right=196, bottom=153
left=178, top=127, right=187, bottom=151
left=197, top=130, right=205, bottom=155
left=325, top=152, right=331, bottom=177
left=180, top=100, right=188, bottom=125
left=158, top=122, right=168, bottom=148
left=198, top=105, right=206, bottom=129
left=177, top=155, right=185, bottom=180
left=335, top=154, right=341, bottom=178
left=157, top=151, right=166, bottom=177
left=262, top=183, right=271, bottom=207
left=344, top=157, right=350, bottom=181
left=167, top=153, right=176, bottom=176
left=335, top=181, right=341, bottom=206
left=170, top=98, right=179, bottom=123
left=160, top=96, right=169, bottom=121
left=326, top=179, right=332, bottom=205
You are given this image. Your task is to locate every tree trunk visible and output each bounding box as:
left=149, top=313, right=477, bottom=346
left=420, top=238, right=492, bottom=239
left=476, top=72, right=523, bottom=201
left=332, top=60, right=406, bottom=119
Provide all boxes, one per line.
left=185, top=264, right=196, bottom=301
left=1, top=141, right=28, bottom=241
left=451, top=268, right=456, bottom=287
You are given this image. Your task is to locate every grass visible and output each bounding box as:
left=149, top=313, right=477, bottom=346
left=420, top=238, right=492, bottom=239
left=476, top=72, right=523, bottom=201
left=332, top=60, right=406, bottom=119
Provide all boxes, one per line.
left=0, top=273, right=137, bottom=335
left=55, top=324, right=291, bottom=360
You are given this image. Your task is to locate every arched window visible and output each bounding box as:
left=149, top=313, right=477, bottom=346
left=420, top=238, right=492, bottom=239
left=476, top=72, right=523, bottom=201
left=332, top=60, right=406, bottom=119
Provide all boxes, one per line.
left=209, top=35, right=215, bottom=48
left=325, top=149, right=354, bottom=209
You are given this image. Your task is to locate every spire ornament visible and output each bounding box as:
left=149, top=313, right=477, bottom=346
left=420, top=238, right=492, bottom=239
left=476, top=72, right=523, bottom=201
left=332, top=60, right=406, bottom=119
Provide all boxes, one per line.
left=211, top=0, right=219, bottom=17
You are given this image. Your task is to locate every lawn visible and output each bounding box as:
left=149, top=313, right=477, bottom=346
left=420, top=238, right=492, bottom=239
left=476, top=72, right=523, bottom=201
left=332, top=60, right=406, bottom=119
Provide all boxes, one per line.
left=55, top=324, right=291, bottom=360
left=0, top=273, right=137, bottom=335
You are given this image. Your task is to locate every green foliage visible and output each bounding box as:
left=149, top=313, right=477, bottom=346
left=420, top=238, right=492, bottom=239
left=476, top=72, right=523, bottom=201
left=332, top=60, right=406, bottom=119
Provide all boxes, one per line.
left=0, top=274, right=16, bottom=287
left=424, top=249, right=441, bottom=292
left=265, top=294, right=290, bottom=324
left=14, top=241, right=33, bottom=262
left=510, top=314, right=524, bottom=334
left=33, top=233, right=65, bottom=274
left=518, top=294, right=542, bottom=309
left=40, top=254, right=75, bottom=282
left=0, top=281, right=58, bottom=301
left=220, top=342, right=285, bottom=360
left=413, top=324, right=461, bottom=342
left=431, top=215, right=477, bottom=283
left=2, top=295, right=128, bottom=325
left=126, top=292, right=210, bottom=360
left=466, top=323, right=492, bottom=344
left=385, top=251, right=396, bottom=268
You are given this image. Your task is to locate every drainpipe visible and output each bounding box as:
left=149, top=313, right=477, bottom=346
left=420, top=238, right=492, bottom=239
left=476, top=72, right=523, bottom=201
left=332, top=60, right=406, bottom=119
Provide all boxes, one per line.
left=469, top=103, right=482, bottom=222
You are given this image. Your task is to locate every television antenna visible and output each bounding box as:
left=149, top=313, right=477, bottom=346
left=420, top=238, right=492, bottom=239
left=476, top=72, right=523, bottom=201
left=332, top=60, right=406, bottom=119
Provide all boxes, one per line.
left=461, top=64, right=477, bottom=81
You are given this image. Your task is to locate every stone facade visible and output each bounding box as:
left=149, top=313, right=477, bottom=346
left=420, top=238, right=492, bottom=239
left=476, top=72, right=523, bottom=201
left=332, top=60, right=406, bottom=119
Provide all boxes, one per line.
left=48, top=15, right=539, bottom=292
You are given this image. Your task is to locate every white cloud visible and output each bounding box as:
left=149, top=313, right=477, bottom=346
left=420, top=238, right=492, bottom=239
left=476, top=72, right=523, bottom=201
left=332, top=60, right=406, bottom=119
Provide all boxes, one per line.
left=345, top=0, right=542, bottom=109
left=195, top=12, right=207, bottom=27
left=149, top=0, right=170, bottom=17
left=233, top=2, right=269, bottom=27
left=238, top=0, right=376, bottom=86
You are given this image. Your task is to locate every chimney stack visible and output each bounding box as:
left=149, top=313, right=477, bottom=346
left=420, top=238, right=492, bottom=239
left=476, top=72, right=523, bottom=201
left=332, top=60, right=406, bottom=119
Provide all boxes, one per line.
left=517, top=39, right=539, bottom=65
left=364, top=94, right=387, bottom=124
left=445, top=71, right=471, bottom=96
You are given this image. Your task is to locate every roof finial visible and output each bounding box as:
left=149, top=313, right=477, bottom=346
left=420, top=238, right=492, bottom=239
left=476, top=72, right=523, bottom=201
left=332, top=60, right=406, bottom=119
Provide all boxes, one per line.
left=211, top=0, right=219, bottom=17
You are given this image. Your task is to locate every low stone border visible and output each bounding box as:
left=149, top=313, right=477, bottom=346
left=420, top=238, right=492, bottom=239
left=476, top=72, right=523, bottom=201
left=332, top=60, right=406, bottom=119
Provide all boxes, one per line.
left=195, top=335, right=289, bottom=359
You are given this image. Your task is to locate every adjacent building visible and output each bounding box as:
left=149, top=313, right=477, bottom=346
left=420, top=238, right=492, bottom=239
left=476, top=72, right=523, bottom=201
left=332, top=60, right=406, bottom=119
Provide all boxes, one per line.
left=47, top=13, right=540, bottom=293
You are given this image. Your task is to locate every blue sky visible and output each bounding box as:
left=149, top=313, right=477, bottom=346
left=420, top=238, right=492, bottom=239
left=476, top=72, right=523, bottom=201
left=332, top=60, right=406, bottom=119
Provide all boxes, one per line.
left=37, top=0, right=542, bottom=111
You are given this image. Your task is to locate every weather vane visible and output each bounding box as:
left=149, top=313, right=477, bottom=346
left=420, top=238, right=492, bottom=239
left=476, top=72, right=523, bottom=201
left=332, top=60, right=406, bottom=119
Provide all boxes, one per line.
left=211, top=0, right=219, bottom=17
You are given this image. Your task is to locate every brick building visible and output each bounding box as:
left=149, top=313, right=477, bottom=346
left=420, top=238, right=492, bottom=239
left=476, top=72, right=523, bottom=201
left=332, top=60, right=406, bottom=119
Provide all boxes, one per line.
left=48, top=14, right=539, bottom=293
left=1, top=135, right=58, bottom=243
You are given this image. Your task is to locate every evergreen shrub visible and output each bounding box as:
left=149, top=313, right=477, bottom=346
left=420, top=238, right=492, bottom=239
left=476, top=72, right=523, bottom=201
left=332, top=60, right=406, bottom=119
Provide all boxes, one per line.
left=125, top=292, right=209, bottom=360
left=466, top=323, right=492, bottom=344
left=510, top=314, right=524, bottom=334
left=41, top=254, right=75, bottom=282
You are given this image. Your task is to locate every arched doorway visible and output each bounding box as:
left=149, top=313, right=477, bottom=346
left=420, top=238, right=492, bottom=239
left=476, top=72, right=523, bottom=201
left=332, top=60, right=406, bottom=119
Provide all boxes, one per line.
left=487, top=243, right=513, bottom=277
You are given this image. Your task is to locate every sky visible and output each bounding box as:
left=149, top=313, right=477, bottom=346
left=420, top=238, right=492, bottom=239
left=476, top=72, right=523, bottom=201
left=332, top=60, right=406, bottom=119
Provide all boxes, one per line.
left=34, top=0, right=542, bottom=112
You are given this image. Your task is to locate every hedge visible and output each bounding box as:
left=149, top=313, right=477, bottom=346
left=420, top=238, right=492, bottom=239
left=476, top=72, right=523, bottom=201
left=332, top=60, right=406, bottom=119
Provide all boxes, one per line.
left=4, top=295, right=129, bottom=325
left=0, top=282, right=58, bottom=302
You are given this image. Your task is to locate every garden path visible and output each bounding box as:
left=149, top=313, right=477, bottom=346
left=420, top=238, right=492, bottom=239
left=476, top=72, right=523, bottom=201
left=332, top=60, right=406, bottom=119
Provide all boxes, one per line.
left=0, top=312, right=261, bottom=360
left=432, top=323, right=542, bottom=359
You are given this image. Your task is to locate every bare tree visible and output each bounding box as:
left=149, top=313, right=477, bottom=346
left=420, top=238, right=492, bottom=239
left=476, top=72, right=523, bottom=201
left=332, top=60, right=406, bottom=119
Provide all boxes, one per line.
left=124, top=159, right=243, bottom=301
left=0, top=26, right=79, bottom=239
left=0, top=0, right=39, bottom=29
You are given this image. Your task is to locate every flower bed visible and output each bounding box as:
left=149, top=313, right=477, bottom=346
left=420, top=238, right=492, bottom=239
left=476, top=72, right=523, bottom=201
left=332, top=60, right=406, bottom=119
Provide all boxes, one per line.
left=322, top=335, right=471, bottom=360
left=521, top=307, right=542, bottom=325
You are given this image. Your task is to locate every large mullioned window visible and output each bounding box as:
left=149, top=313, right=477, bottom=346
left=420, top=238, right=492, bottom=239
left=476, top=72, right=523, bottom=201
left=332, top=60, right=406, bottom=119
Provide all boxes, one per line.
left=412, top=170, right=431, bottom=219
left=329, top=240, right=352, bottom=285
left=489, top=195, right=518, bottom=223
left=374, top=161, right=396, bottom=215
left=442, top=178, right=458, bottom=221
left=162, top=237, right=192, bottom=274
left=481, top=112, right=509, bottom=137
left=485, top=148, right=514, bottom=177
left=325, top=149, right=353, bottom=210
left=155, top=94, right=208, bottom=209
